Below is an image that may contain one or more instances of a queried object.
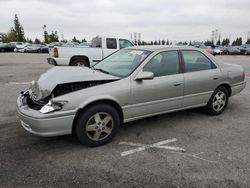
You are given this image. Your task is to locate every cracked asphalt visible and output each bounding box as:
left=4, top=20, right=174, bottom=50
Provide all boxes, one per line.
left=0, top=53, right=250, bottom=188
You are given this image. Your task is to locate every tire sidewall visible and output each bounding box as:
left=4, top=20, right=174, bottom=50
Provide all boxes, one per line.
left=76, top=103, right=120, bottom=147
left=71, top=59, right=88, bottom=66
left=207, top=87, right=229, bottom=115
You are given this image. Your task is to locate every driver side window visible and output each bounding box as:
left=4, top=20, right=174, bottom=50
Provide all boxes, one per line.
left=143, top=51, right=179, bottom=77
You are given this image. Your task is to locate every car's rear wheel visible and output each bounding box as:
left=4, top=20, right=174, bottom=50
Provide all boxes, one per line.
left=71, top=59, right=89, bottom=66
left=75, top=103, right=120, bottom=147
left=206, top=86, right=229, bottom=115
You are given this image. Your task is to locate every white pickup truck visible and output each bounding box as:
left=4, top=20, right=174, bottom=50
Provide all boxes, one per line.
left=47, top=36, right=134, bottom=66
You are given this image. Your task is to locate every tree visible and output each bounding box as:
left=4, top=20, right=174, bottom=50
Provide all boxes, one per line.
left=216, top=39, right=221, bottom=46
left=189, top=41, right=192, bottom=46
left=44, top=30, right=49, bottom=43
left=222, top=38, right=230, bottom=46
left=34, top=38, right=41, bottom=44
left=14, top=14, right=25, bottom=42
left=154, top=40, right=158, bottom=45
left=246, top=39, right=250, bottom=44
left=204, top=40, right=213, bottom=46
left=166, top=40, right=169, bottom=45
left=158, top=40, right=161, bottom=45
left=150, top=41, right=153, bottom=45
left=82, top=38, right=87, bottom=42
left=72, top=36, right=80, bottom=43
left=232, top=37, right=242, bottom=46
left=162, top=40, right=165, bottom=45
left=138, top=40, right=141, bottom=46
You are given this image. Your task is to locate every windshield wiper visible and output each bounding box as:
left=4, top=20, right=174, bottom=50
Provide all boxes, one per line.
left=93, top=68, right=110, bottom=74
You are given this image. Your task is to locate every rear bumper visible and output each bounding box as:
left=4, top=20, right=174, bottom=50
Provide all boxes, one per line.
left=47, top=58, right=57, bottom=66
left=231, top=81, right=246, bottom=96
left=17, top=94, right=75, bottom=137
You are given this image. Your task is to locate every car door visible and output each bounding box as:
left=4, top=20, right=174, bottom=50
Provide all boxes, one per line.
left=128, top=50, right=184, bottom=119
left=181, top=50, right=221, bottom=107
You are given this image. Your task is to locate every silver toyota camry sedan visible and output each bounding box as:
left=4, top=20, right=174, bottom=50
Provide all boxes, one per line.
left=17, top=46, right=246, bottom=146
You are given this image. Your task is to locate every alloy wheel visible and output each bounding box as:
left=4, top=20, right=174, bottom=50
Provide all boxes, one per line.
left=85, top=112, right=114, bottom=141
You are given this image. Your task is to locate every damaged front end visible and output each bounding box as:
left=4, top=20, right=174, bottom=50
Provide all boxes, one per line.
left=25, top=80, right=118, bottom=113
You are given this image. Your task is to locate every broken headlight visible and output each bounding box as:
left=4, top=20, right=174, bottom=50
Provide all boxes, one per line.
left=40, top=100, right=67, bottom=114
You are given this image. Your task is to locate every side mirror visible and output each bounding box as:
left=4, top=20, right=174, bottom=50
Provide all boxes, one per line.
left=135, top=71, right=154, bottom=81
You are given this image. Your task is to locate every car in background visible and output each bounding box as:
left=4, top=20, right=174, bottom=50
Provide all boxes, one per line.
left=213, top=46, right=223, bottom=55
left=0, top=43, right=16, bottom=52
left=79, top=42, right=90, bottom=47
left=17, top=46, right=246, bottom=146
left=240, top=44, right=250, bottom=54
left=200, top=46, right=215, bottom=55
left=47, top=36, right=134, bottom=66
left=225, top=46, right=241, bottom=55
left=24, top=44, right=48, bottom=53
left=14, top=42, right=30, bottom=52
left=245, top=47, right=250, bottom=55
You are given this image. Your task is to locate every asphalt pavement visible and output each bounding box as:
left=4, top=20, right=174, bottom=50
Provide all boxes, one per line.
left=0, top=53, right=250, bottom=188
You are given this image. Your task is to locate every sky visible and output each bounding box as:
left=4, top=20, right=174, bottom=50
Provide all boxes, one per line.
left=0, top=0, right=249, bottom=43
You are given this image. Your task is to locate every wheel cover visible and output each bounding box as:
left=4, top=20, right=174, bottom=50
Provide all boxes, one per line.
left=85, top=112, right=114, bottom=141
left=212, top=91, right=226, bottom=112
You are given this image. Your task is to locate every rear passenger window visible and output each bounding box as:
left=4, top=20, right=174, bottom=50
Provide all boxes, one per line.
left=182, top=50, right=216, bottom=72
left=106, top=38, right=117, bottom=49
left=144, top=51, right=179, bottom=77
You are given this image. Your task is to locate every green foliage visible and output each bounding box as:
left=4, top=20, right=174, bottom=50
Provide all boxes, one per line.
left=166, top=40, right=169, bottom=45
left=222, top=38, right=230, bottom=46
left=44, top=30, right=59, bottom=43
left=216, top=39, right=221, bottom=46
left=162, top=40, right=165, bottom=45
left=34, top=38, right=41, bottom=44
left=232, top=37, right=242, bottom=46
left=82, top=38, right=87, bottom=42
left=204, top=40, right=213, bottom=46
left=2, top=14, right=26, bottom=42
left=154, top=40, right=157, bottom=45
left=72, top=36, right=80, bottom=43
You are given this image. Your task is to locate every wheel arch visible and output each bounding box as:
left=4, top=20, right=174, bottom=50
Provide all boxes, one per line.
left=69, top=55, right=90, bottom=66
left=216, top=82, right=232, bottom=97
left=71, top=98, right=124, bottom=134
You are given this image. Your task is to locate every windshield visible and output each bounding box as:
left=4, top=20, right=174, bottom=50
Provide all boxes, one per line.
left=93, top=49, right=151, bottom=78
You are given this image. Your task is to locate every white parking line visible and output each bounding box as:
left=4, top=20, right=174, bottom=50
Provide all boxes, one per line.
left=5, top=82, right=30, bottom=85
left=119, top=138, right=218, bottom=163
left=119, top=138, right=185, bottom=156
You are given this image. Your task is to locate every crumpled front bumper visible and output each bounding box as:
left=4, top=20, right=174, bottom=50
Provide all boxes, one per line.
left=16, top=93, right=75, bottom=137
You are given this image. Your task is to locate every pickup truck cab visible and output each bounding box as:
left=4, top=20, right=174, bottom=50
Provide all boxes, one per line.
left=47, top=36, right=134, bottom=66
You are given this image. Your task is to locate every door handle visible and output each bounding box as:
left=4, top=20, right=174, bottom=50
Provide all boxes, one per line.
left=173, top=83, right=182, bottom=86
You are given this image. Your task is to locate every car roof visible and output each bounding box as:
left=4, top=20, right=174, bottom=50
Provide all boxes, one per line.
left=126, top=45, right=196, bottom=52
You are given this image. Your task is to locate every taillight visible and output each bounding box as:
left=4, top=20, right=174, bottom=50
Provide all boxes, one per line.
left=241, top=71, right=245, bottom=80
left=54, top=48, right=58, bottom=58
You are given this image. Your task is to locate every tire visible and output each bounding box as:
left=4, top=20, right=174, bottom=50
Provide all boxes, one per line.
left=71, top=58, right=89, bottom=66
left=75, top=103, right=120, bottom=147
left=206, top=86, right=229, bottom=115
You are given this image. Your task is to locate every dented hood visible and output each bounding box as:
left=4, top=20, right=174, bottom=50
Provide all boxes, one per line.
left=30, top=66, right=119, bottom=100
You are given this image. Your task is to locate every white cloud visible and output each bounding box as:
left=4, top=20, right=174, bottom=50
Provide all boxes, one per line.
left=0, top=0, right=249, bottom=42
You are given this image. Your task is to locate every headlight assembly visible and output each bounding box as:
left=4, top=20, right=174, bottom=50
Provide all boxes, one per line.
left=40, top=100, right=67, bottom=114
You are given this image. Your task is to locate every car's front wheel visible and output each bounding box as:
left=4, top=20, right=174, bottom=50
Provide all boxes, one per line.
left=75, top=103, right=120, bottom=147
left=206, top=86, right=229, bottom=115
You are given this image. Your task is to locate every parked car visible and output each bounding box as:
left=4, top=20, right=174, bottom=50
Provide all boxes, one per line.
left=47, top=36, right=134, bottom=66
left=240, top=44, right=250, bottom=54
left=0, top=43, right=16, bottom=52
left=213, top=46, right=223, bottom=55
left=225, top=46, right=241, bottom=55
left=14, top=42, right=30, bottom=52
left=17, top=46, right=246, bottom=146
left=245, top=47, right=250, bottom=55
left=24, top=44, right=48, bottom=53
left=200, top=46, right=215, bottom=55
